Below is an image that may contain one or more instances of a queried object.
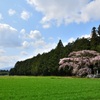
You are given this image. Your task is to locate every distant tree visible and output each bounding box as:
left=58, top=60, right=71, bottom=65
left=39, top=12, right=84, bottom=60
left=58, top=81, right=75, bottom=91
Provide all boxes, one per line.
left=56, top=40, right=64, bottom=48
left=9, top=68, right=15, bottom=75
left=96, top=25, right=100, bottom=52
left=0, top=70, right=9, bottom=75
left=73, top=38, right=90, bottom=51
left=91, top=27, right=98, bottom=50
left=98, top=25, right=100, bottom=36
left=91, top=27, right=97, bottom=38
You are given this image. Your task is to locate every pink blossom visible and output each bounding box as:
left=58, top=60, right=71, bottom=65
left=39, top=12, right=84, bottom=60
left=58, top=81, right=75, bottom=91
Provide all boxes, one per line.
left=59, top=50, right=100, bottom=76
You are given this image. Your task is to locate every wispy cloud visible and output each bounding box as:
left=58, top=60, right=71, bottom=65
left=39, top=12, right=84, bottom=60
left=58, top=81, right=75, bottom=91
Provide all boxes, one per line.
left=21, top=51, right=28, bottom=55
left=0, top=13, right=3, bottom=20
left=0, top=49, right=5, bottom=55
left=22, top=41, right=30, bottom=48
left=21, top=10, right=31, bottom=20
left=8, top=9, right=16, bottom=16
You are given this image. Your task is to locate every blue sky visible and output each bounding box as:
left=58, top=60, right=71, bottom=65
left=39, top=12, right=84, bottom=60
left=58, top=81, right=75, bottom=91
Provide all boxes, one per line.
left=0, top=0, right=100, bottom=69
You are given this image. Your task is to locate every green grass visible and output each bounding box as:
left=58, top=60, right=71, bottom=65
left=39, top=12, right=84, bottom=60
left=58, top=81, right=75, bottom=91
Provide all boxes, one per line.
left=0, top=76, right=100, bottom=100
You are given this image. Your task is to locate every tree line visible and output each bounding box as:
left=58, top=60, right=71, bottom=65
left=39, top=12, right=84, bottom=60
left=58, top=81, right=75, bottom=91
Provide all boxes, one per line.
left=9, top=25, right=100, bottom=76
left=0, top=70, right=9, bottom=75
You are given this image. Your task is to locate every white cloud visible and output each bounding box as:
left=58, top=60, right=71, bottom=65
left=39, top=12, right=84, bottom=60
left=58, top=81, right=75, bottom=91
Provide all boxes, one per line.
left=18, top=29, right=45, bottom=49
left=28, top=30, right=46, bottom=48
left=33, top=42, right=56, bottom=55
left=81, top=34, right=90, bottom=38
left=21, top=51, right=28, bottom=55
left=22, top=41, right=30, bottom=48
left=31, top=39, right=45, bottom=48
left=0, top=54, right=32, bottom=69
left=0, top=49, right=5, bottom=55
left=20, top=29, right=28, bottom=39
left=0, top=23, right=21, bottom=47
left=49, top=37, right=54, bottom=40
left=20, top=29, right=26, bottom=34
left=0, top=13, right=3, bottom=20
left=81, top=0, right=100, bottom=22
left=67, top=34, right=90, bottom=44
left=68, top=37, right=75, bottom=43
left=27, top=0, right=100, bottom=26
left=21, top=11, right=31, bottom=20
left=0, top=55, right=19, bottom=69
left=43, top=24, right=51, bottom=28
left=29, top=30, right=42, bottom=40
left=21, top=29, right=56, bottom=53
left=8, top=9, right=16, bottom=16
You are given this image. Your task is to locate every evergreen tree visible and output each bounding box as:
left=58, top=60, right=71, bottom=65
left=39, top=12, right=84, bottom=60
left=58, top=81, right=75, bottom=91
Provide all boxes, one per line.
left=91, top=27, right=97, bottom=38
left=91, top=27, right=98, bottom=50
left=56, top=40, right=64, bottom=48
left=98, top=25, right=100, bottom=36
left=73, top=38, right=90, bottom=51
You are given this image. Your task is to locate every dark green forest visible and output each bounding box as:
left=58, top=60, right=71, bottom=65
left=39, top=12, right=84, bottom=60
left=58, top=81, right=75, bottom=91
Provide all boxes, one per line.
left=9, top=26, right=100, bottom=76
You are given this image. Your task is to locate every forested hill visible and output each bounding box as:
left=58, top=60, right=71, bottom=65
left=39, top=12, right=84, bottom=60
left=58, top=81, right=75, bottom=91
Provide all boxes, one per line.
left=9, top=26, right=100, bottom=76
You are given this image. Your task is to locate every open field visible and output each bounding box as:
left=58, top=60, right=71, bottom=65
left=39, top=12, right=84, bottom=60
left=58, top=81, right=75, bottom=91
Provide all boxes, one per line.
left=0, top=76, right=100, bottom=100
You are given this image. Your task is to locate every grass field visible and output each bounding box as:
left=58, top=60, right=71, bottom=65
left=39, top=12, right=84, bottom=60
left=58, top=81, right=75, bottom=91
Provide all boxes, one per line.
left=0, top=76, right=100, bottom=100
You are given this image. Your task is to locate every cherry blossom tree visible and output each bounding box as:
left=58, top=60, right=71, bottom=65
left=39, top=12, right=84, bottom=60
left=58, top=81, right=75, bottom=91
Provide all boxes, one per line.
left=59, top=50, right=100, bottom=77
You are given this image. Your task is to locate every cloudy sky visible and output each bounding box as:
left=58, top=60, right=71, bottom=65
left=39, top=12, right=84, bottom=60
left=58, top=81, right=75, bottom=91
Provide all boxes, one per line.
left=0, top=0, right=100, bottom=69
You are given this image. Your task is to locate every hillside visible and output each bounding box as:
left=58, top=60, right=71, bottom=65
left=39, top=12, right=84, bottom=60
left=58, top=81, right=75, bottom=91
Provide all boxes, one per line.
left=9, top=26, right=100, bottom=76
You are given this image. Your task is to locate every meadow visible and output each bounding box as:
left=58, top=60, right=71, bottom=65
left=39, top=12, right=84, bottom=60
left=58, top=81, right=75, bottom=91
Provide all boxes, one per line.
left=0, top=76, right=100, bottom=100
